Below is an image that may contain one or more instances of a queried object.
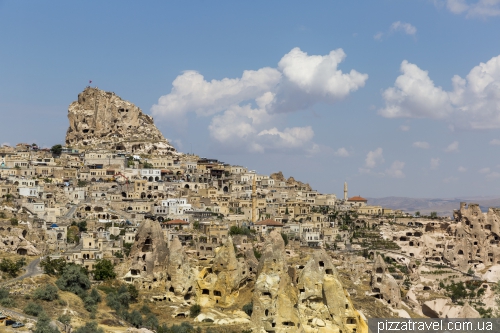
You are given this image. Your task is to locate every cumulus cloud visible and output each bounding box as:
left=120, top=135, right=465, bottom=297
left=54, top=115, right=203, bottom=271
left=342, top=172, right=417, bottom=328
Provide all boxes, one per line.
left=152, top=47, right=367, bottom=153
left=390, top=21, right=417, bottom=35
left=413, top=141, right=430, bottom=149
left=431, top=158, right=440, bottom=169
left=380, top=55, right=500, bottom=129
left=490, top=139, right=500, bottom=145
left=487, top=171, right=500, bottom=179
left=365, top=148, right=384, bottom=168
left=374, top=32, right=384, bottom=40
left=445, top=141, right=459, bottom=152
left=334, top=147, right=350, bottom=157
left=385, top=161, right=405, bottom=178
left=479, top=167, right=491, bottom=173
left=458, top=166, right=467, bottom=172
left=445, top=0, right=500, bottom=18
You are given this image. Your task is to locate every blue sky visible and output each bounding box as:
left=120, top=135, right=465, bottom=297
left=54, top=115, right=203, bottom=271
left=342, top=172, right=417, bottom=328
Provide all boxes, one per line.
left=1, top=0, right=500, bottom=198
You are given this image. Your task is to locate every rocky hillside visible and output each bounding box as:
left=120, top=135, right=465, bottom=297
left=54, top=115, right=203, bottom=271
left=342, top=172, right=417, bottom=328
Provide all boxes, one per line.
left=66, top=87, right=179, bottom=155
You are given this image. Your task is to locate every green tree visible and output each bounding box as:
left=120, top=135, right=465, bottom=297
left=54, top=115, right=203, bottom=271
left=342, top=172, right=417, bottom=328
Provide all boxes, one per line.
left=144, top=313, right=159, bottom=330
left=243, top=302, right=253, bottom=316
left=430, top=211, right=438, bottom=219
left=281, top=233, right=289, bottom=246
left=74, top=321, right=104, bottom=333
left=33, top=284, right=59, bottom=301
left=415, top=211, right=420, bottom=217
left=56, top=264, right=91, bottom=297
left=93, top=259, right=116, bottom=280
left=40, top=257, right=67, bottom=276
left=50, top=144, right=63, bottom=155
left=0, top=257, right=25, bottom=277
left=24, top=302, right=44, bottom=316
left=34, top=312, right=61, bottom=333
left=77, top=180, right=88, bottom=187
left=10, top=217, right=18, bottom=225
left=127, top=310, right=143, bottom=328
left=57, top=314, right=71, bottom=326
left=190, top=304, right=201, bottom=317
left=123, top=243, right=133, bottom=257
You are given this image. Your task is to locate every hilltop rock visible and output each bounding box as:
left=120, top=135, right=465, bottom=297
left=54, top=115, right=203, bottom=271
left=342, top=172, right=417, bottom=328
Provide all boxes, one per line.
left=66, top=87, right=178, bottom=155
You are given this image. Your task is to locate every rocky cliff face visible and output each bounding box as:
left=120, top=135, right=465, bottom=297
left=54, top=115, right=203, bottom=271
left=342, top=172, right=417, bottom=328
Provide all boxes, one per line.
left=66, top=87, right=178, bottom=155
left=371, top=255, right=401, bottom=309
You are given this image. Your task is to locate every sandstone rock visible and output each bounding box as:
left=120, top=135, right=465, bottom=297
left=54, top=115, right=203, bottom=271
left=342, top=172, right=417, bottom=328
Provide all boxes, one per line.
left=0, top=227, right=40, bottom=256
left=371, top=255, right=401, bottom=308
left=165, top=237, right=196, bottom=299
left=196, top=236, right=249, bottom=307
left=124, top=219, right=168, bottom=287
left=297, top=250, right=368, bottom=333
left=251, top=230, right=300, bottom=332
left=422, top=299, right=480, bottom=318
left=66, top=87, right=178, bottom=155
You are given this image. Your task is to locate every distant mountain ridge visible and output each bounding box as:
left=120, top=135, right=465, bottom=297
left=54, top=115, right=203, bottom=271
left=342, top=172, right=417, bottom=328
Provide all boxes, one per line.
left=365, top=196, right=500, bottom=216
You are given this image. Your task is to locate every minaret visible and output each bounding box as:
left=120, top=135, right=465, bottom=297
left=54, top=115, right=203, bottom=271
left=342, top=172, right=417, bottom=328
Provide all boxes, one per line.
left=252, top=175, right=257, bottom=223
left=344, top=181, right=348, bottom=201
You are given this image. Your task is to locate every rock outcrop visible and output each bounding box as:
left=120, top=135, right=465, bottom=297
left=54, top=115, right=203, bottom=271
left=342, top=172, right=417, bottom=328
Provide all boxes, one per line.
left=422, top=299, right=480, bottom=318
left=0, top=227, right=40, bottom=256
left=251, top=230, right=300, bottom=332
left=123, top=219, right=168, bottom=288
left=371, top=255, right=401, bottom=308
left=196, top=237, right=249, bottom=307
left=165, top=237, right=196, bottom=300
left=66, top=87, right=178, bottom=155
left=297, top=250, right=368, bottom=333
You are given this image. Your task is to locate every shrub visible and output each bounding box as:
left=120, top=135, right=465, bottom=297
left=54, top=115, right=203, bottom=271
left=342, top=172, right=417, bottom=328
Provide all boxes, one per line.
left=57, top=314, right=71, bottom=325
left=24, top=302, right=44, bottom=316
left=10, top=218, right=18, bottom=226
left=56, top=264, right=91, bottom=297
left=33, top=284, right=59, bottom=301
left=243, top=302, right=253, bottom=316
left=281, top=233, right=289, bottom=246
left=140, top=304, right=152, bottom=315
left=35, top=312, right=60, bottom=333
left=0, top=257, right=26, bottom=277
left=0, top=287, right=10, bottom=299
left=144, top=313, right=159, bottom=330
left=253, top=249, right=262, bottom=260
left=74, top=321, right=104, bottom=333
left=0, top=298, right=15, bottom=307
left=189, top=304, right=201, bottom=317
left=126, top=310, right=143, bottom=328
left=93, top=259, right=116, bottom=281
left=40, top=257, right=67, bottom=276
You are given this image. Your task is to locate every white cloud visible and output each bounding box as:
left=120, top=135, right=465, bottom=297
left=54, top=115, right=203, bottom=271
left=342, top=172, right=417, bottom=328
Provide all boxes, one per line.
left=479, top=167, right=491, bottom=173
left=445, top=0, right=500, bottom=18
left=490, top=139, right=500, bottom=145
left=487, top=171, right=500, bottom=179
left=374, top=32, right=383, bottom=40
left=365, top=148, right=384, bottom=168
left=380, top=55, right=500, bottom=129
left=413, top=141, right=430, bottom=149
left=445, top=141, right=459, bottom=152
left=385, top=161, right=405, bottom=178
left=390, top=21, right=417, bottom=35
left=1, top=142, right=10, bottom=147
left=431, top=158, right=440, bottom=169
left=458, top=166, right=467, bottom=172
left=443, top=176, right=458, bottom=183
left=334, top=147, right=350, bottom=157
left=152, top=47, right=367, bottom=153
left=399, top=125, right=410, bottom=131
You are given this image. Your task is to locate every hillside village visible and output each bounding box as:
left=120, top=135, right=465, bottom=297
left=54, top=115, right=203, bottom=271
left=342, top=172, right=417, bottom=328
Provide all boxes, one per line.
left=0, top=88, right=499, bottom=332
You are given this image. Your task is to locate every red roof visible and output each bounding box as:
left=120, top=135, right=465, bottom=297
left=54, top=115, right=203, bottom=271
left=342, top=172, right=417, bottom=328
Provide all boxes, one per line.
left=163, top=219, right=189, bottom=225
left=348, top=196, right=367, bottom=202
left=255, top=219, right=284, bottom=226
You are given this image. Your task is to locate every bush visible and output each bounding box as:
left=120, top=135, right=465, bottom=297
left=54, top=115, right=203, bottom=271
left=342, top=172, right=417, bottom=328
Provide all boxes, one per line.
left=229, top=226, right=251, bottom=236
left=40, top=257, right=67, bottom=276
left=0, top=287, right=10, bottom=299
left=56, top=264, right=91, bottom=297
left=0, top=257, right=26, bottom=277
left=10, top=218, right=18, bottom=226
left=24, top=301, right=44, bottom=316
left=253, top=249, right=262, bottom=260
left=74, top=321, right=104, bottom=333
left=33, top=284, right=59, bottom=301
left=35, top=312, right=60, bottom=333
left=243, top=302, right=253, bottom=316
left=106, top=285, right=131, bottom=312
left=0, top=298, right=15, bottom=307
left=57, top=314, right=71, bottom=325
left=281, top=233, right=289, bottom=246
left=93, top=259, right=116, bottom=281
left=189, top=304, right=201, bottom=318
left=140, top=304, right=152, bottom=315
left=144, top=313, right=159, bottom=329
left=126, top=310, right=143, bottom=328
